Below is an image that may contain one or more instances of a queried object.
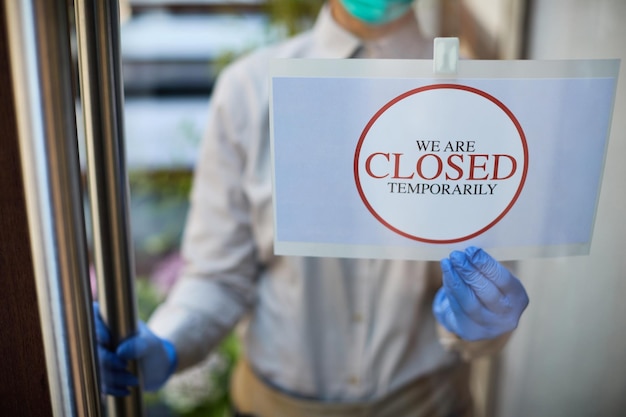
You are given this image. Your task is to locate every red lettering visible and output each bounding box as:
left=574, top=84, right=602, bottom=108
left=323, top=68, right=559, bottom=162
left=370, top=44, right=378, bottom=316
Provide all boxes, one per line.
left=363, top=152, right=518, bottom=181
left=392, top=153, right=414, bottom=179
left=365, top=152, right=390, bottom=179
left=416, top=154, right=443, bottom=180
left=468, top=154, right=490, bottom=180
left=446, top=154, right=464, bottom=180
left=492, top=154, right=517, bottom=180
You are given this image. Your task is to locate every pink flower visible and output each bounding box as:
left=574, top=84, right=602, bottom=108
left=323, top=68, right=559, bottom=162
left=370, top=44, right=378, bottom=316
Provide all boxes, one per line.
left=150, top=251, right=184, bottom=296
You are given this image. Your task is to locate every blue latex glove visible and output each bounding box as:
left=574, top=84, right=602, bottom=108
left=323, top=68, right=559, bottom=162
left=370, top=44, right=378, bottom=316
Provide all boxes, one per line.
left=93, top=303, right=177, bottom=396
left=433, top=246, right=529, bottom=341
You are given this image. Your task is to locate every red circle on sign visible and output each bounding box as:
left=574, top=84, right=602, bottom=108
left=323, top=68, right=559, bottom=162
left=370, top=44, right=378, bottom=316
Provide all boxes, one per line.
left=353, top=84, right=529, bottom=244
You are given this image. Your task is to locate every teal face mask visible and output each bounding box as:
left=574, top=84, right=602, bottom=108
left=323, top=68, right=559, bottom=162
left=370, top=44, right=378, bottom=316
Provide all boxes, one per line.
left=340, top=0, right=414, bottom=25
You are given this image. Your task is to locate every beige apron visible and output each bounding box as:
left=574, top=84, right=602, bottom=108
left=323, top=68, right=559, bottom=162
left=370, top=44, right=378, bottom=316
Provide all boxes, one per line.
left=231, top=359, right=473, bottom=417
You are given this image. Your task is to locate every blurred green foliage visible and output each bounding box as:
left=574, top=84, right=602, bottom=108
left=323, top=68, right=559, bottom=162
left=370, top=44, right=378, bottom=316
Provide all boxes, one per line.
left=164, top=334, right=241, bottom=417
left=136, top=277, right=241, bottom=417
left=265, top=0, right=324, bottom=36
left=136, top=277, right=164, bottom=321
left=128, top=170, right=192, bottom=276
left=213, top=0, right=323, bottom=74
left=130, top=2, right=325, bottom=415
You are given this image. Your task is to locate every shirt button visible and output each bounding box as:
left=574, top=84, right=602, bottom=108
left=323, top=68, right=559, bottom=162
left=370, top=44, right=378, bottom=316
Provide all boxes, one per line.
left=352, top=313, right=363, bottom=323
left=348, top=376, right=360, bottom=385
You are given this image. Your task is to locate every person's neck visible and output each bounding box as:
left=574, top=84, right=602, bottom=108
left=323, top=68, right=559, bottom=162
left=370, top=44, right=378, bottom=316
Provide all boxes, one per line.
left=329, top=0, right=415, bottom=40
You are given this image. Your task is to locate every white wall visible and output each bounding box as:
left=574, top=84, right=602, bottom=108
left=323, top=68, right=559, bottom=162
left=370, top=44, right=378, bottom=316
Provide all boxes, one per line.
left=495, top=1, right=626, bottom=416
left=464, top=0, right=504, bottom=38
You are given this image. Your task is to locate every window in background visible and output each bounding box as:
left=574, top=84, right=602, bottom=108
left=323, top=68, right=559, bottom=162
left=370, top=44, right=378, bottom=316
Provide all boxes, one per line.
left=440, top=0, right=528, bottom=59
left=118, top=1, right=321, bottom=415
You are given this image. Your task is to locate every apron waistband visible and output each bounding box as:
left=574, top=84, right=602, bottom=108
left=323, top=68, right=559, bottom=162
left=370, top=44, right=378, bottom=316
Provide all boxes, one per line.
left=230, top=359, right=473, bottom=417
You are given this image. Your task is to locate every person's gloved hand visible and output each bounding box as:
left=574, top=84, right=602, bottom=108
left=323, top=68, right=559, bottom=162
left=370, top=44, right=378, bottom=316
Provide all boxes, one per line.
left=93, top=303, right=177, bottom=396
left=433, top=246, right=529, bottom=341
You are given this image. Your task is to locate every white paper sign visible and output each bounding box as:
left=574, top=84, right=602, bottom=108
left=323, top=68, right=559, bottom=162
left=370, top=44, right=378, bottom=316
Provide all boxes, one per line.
left=270, top=59, right=620, bottom=260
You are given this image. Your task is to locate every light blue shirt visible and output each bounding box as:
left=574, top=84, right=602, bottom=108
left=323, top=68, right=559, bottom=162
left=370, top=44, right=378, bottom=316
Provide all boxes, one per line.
left=149, top=5, right=505, bottom=401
